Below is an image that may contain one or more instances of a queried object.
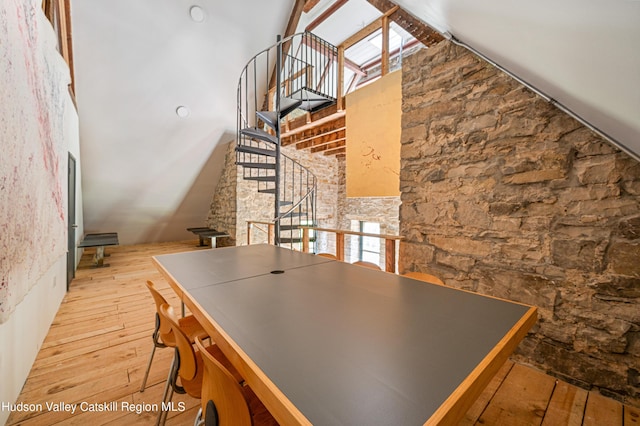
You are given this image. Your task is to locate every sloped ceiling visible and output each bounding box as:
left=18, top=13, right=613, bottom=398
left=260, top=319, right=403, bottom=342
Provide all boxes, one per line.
left=71, top=1, right=294, bottom=244
left=392, top=0, right=640, bottom=160
left=72, top=0, right=639, bottom=245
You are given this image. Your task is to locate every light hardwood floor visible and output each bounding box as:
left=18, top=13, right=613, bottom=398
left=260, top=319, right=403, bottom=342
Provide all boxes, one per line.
left=7, top=241, right=640, bottom=425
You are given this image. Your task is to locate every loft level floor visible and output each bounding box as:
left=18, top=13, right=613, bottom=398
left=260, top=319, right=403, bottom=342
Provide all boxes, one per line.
left=7, top=241, right=640, bottom=425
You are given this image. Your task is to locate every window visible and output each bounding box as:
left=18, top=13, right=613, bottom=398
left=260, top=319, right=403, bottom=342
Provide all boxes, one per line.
left=358, top=221, right=380, bottom=264
left=299, top=219, right=315, bottom=253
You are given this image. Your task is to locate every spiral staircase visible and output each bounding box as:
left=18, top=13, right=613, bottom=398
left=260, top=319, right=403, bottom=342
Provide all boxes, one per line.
left=236, top=32, right=337, bottom=247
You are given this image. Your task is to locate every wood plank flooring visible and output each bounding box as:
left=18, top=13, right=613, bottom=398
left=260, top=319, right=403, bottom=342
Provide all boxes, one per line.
left=7, top=241, right=640, bottom=425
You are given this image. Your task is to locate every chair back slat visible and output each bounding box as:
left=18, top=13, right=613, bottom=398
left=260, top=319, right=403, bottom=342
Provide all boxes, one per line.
left=159, top=303, right=198, bottom=382
left=402, top=271, right=445, bottom=286
left=352, top=261, right=382, bottom=270
left=195, top=337, right=252, bottom=426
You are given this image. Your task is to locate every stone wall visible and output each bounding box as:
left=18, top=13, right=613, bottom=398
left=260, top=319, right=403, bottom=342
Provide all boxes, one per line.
left=283, top=146, right=340, bottom=253
left=205, top=141, right=239, bottom=246
left=336, top=157, right=401, bottom=265
left=206, top=140, right=402, bottom=263
left=400, top=40, right=640, bottom=404
left=207, top=142, right=341, bottom=248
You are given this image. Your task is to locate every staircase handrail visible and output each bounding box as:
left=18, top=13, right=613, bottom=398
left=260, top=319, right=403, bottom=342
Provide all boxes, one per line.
left=236, top=31, right=338, bottom=132
left=274, top=187, right=316, bottom=222
left=236, top=31, right=336, bottom=89
left=236, top=32, right=337, bottom=248
left=274, top=150, right=316, bottom=220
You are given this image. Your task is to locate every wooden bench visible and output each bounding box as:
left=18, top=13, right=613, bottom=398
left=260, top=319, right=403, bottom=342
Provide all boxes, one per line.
left=78, top=232, right=119, bottom=267
left=186, top=227, right=229, bottom=247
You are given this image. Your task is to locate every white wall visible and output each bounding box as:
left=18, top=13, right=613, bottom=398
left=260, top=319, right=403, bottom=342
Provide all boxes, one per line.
left=0, top=1, right=81, bottom=423
left=0, top=88, right=79, bottom=426
left=72, top=0, right=295, bottom=245
left=393, top=0, right=640, bottom=160
left=0, top=257, right=67, bottom=425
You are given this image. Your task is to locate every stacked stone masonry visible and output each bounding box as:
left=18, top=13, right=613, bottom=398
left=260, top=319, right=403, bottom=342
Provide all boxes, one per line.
left=336, top=157, right=401, bottom=265
left=206, top=142, right=238, bottom=247
left=206, top=144, right=401, bottom=264
left=399, top=40, right=640, bottom=404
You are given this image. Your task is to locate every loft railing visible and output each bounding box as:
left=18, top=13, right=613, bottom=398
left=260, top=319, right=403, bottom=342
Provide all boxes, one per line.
left=246, top=222, right=403, bottom=273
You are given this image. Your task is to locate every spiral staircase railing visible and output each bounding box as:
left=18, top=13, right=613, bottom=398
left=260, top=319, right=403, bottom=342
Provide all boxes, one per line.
left=236, top=32, right=337, bottom=248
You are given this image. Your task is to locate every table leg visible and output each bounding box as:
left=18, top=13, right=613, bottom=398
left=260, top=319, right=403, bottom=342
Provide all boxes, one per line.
left=94, top=246, right=106, bottom=267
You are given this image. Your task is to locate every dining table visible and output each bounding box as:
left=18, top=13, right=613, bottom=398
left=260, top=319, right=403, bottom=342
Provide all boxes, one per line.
left=152, top=244, right=537, bottom=425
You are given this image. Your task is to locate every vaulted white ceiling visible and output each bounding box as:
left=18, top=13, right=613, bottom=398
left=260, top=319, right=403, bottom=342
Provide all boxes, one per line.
left=71, top=0, right=639, bottom=245
left=72, top=0, right=295, bottom=244
left=393, top=0, right=640, bottom=160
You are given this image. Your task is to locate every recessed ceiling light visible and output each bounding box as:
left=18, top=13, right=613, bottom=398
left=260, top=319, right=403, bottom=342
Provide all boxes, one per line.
left=189, top=5, right=205, bottom=23
left=176, top=106, right=190, bottom=118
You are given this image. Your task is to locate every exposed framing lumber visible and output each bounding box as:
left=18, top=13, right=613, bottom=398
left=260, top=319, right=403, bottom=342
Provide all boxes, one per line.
left=281, top=111, right=346, bottom=156
left=339, top=5, right=398, bottom=80
left=266, top=0, right=307, bottom=105
left=280, top=1, right=444, bottom=159
left=340, top=5, right=398, bottom=50
left=341, top=19, right=382, bottom=50
left=303, top=0, right=322, bottom=13
left=284, top=104, right=344, bottom=133
left=311, top=139, right=345, bottom=153
left=381, top=14, right=389, bottom=76
left=305, top=0, right=349, bottom=32
left=360, top=37, right=420, bottom=70
left=324, top=147, right=346, bottom=156
left=296, top=129, right=345, bottom=149
left=301, top=36, right=365, bottom=75
left=365, top=0, right=444, bottom=46
left=337, top=45, right=345, bottom=110
left=282, top=117, right=346, bottom=146
left=283, top=0, right=307, bottom=44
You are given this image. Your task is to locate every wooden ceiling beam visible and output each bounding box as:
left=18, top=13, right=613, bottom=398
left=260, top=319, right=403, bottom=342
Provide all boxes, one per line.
left=266, top=0, right=307, bottom=104
left=283, top=117, right=344, bottom=143
left=310, top=138, right=346, bottom=152
left=284, top=105, right=343, bottom=133
left=365, top=0, right=444, bottom=47
left=360, top=37, right=420, bottom=70
left=303, top=0, right=322, bottom=13
left=283, top=1, right=442, bottom=159
left=310, top=130, right=346, bottom=147
left=381, top=14, right=389, bottom=75
left=324, top=146, right=347, bottom=156
left=282, top=127, right=345, bottom=146
left=297, top=136, right=345, bottom=151
left=306, top=0, right=349, bottom=32
left=341, top=19, right=381, bottom=50
left=284, top=0, right=307, bottom=38
left=340, top=5, right=398, bottom=50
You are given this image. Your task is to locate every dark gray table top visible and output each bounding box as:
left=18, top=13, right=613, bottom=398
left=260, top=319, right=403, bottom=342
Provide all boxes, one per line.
left=153, top=244, right=332, bottom=291
left=154, top=244, right=535, bottom=425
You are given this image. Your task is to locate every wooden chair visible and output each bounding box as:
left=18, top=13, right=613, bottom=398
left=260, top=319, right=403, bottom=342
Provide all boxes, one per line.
left=402, top=271, right=445, bottom=286
left=352, top=260, right=382, bottom=270
left=317, top=253, right=338, bottom=259
left=140, top=280, right=208, bottom=393
left=157, top=303, right=243, bottom=426
left=194, top=337, right=278, bottom=426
